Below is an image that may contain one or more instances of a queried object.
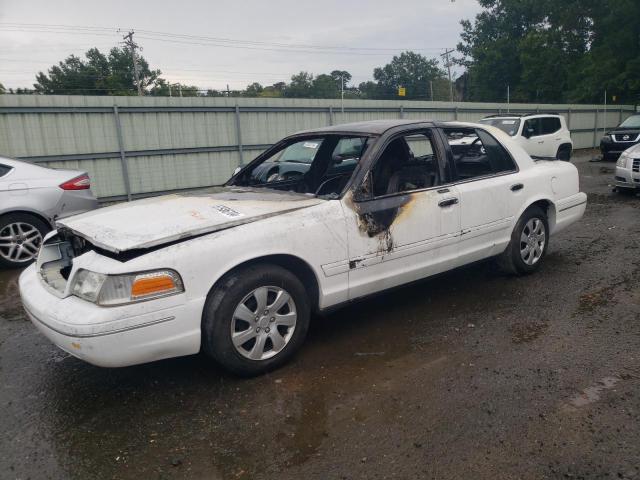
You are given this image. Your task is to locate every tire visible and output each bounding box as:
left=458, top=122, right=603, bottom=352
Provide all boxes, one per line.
left=556, top=145, right=572, bottom=161
left=497, top=206, right=549, bottom=275
left=0, top=213, right=50, bottom=269
left=201, top=263, right=311, bottom=376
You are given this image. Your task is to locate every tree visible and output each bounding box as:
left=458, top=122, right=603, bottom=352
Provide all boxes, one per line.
left=244, top=82, right=264, bottom=97
left=311, top=74, right=339, bottom=98
left=0, top=83, right=5, bottom=95
left=456, top=0, right=640, bottom=103
left=33, top=47, right=162, bottom=95
left=286, top=72, right=313, bottom=98
left=330, top=70, right=352, bottom=91
left=150, top=79, right=200, bottom=96
left=358, top=81, right=380, bottom=99
left=373, top=51, right=447, bottom=99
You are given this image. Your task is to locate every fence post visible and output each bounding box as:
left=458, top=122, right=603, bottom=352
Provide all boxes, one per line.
left=328, top=106, right=334, bottom=126
left=454, top=105, right=459, bottom=120
left=567, top=108, right=572, bottom=131
left=399, top=106, right=404, bottom=119
left=593, top=108, right=599, bottom=148
left=112, top=104, right=132, bottom=202
left=619, top=107, right=623, bottom=124
left=235, top=104, right=244, bottom=166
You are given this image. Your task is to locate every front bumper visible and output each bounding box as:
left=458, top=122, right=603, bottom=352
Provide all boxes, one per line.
left=19, top=264, right=204, bottom=367
left=601, top=141, right=640, bottom=160
left=614, top=166, right=640, bottom=190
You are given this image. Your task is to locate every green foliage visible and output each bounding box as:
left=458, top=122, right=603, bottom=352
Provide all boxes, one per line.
left=150, top=79, right=200, bottom=97
left=459, top=0, right=640, bottom=103
left=34, top=47, right=162, bottom=95
left=0, top=82, right=5, bottom=95
left=243, top=82, right=264, bottom=97
left=373, top=51, right=447, bottom=99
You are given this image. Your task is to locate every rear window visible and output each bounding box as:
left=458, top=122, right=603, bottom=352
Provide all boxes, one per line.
left=480, top=118, right=520, bottom=136
left=0, top=164, right=12, bottom=178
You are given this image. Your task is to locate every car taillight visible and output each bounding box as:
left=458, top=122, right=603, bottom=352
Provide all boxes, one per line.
left=60, top=174, right=90, bottom=190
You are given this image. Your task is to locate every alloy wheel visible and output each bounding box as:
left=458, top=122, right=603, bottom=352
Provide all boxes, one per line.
left=0, top=222, right=43, bottom=264
left=520, top=218, right=546, bottom=266
left=230, top=286, right=297, bottom=361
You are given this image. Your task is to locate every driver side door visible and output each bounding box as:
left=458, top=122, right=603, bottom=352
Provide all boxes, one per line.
left=342, top=128, right=461, bottom=300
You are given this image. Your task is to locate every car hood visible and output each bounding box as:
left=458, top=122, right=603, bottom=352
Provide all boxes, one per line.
left=608, top=128, right=640, bottom=136
left=57, top=187, right=324, bottom=253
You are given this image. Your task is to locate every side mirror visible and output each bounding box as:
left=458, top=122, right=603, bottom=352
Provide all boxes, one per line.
left=233, top=166, right=242, bottom=175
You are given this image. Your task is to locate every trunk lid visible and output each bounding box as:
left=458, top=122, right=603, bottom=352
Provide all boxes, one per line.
left=57, top=187, right=324, bottom=253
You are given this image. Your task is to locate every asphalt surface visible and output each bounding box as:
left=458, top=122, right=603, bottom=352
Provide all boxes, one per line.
left=1, top=150, right=639, bottom=480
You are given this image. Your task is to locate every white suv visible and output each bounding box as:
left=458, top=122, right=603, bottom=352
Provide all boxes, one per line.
left=480, top=114, right=573, bottom=161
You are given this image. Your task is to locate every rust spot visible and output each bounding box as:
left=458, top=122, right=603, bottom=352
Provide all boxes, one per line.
left=189, top=210, right=206, bottom=220
left=71, top=342, right=81, bottom=350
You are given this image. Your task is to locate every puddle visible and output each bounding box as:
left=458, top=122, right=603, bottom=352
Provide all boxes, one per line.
left=564, top=375, right=625, bottom=410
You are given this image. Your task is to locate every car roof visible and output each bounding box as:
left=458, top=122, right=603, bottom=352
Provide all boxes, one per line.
left=293, top=119, right=436, bottom=136
left=482, top=113, right=560, bottom=119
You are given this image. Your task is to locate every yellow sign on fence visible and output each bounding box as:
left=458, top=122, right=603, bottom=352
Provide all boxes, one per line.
left=398, top=87, right=406, bottom=97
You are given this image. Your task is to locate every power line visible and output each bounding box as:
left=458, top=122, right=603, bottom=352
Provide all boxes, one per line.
left=1, top=22, right=451, bottom=56
left=121, top=30, right=143, bottom=96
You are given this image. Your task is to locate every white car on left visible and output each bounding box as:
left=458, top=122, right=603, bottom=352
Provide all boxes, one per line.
left=0, top=157, right=98, bottom=268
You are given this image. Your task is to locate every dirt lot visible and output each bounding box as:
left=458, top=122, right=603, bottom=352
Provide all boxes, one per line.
left=1, top=150, right=640, bottom=480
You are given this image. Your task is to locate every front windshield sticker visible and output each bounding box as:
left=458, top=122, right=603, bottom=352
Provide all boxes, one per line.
left=213, top=205, right=243, bottom=218
left=303, top=142, right=319, bottom=149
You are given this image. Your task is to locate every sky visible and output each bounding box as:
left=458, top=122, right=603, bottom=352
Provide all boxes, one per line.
left=0, top=0, right=482, bottom=91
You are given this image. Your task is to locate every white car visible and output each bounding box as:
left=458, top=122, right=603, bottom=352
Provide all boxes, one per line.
left=480, top=113, right=573, bottom=161
left=614, top=143, right=640, bottom=193
left=19, top=120, right=587, bottom=376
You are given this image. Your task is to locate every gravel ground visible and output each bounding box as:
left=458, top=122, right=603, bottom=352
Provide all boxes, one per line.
left=1, top=150, right=639, bottom=480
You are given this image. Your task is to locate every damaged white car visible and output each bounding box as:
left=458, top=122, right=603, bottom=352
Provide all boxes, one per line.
left=20, top=120, right=587, bottom=375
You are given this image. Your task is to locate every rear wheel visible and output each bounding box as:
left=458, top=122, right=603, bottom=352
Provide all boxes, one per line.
left=498, top=206, right=549, bottom=275
left=556, top=145, right=572, bottom=161
left=201, top=263, right=310, bottom=376
left=0, top=213, right=50, bottom=269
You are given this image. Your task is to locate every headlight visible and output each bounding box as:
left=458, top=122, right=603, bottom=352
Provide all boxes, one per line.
left=71, top=269, right=184, bottom=306
left=617, top=151, right=631, bottom=168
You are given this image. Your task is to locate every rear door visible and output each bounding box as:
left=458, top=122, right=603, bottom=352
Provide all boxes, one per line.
left=441, top=126, right=522, bottom=264
left=521, top=117, right=547, bottom=156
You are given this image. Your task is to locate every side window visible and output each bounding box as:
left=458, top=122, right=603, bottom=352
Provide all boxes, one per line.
left=523, top=118, right=542, bottom=137
left=476, top=130, right=517, bottom=173
left=370, top=132, right=440, bottom=197
left=444, top=128, right=516, bottom=180
left=541, top=117, right=561, bottom=135
left=0, top=164, right=12, bottom=178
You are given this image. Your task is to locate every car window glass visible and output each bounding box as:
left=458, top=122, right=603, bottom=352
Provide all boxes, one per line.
left=0, top=164, right=11, bottom=178
left=237, top=135, right=368, bottom=197
left=444, top=128, right=516, bottom=180
left=619, top=116, right=640, bottom=128
left=480, top=118, right=520, bottom=136
left=523, top=118, right=542, bottom=137
left=541, top=117, right=561, bottom=135
left=369, top=132, right=440, bottom=197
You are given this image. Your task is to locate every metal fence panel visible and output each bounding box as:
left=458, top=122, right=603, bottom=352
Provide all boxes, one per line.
left=0, top=95, right=634, bottom=200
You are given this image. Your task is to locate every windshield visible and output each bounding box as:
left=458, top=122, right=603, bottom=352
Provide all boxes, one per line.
left=272, top=138, right=324, bottom=164
left=619, top=115, right=640, bottom=129
left=480, top=118, right=521, bottom=136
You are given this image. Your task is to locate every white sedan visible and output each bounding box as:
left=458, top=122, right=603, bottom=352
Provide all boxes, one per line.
left=19, top=120, right=587, bottom=376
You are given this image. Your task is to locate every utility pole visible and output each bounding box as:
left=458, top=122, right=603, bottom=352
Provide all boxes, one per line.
left=507, top=85, right=510, bottom=112
left=341, top=73, right=344, bottom=114
left=440, top=48, right=455, bottom=103
left=122, top=31, right=143, bottom=96
left=604, top=89, right=607, bottom=137
left=430, top=80, right=434, bottom=102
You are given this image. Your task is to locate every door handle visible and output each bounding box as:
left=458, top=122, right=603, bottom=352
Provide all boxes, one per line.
left=537, top=141, right=544, bottom=144
left=510, top=183, right=524, bottom=192
left=438, top=198, right=459, bottom=207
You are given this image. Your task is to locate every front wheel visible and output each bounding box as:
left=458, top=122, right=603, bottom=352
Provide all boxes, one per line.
left=201, top=264, right=310, bottom=376
left=497, top=206, right=549, bottom=275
